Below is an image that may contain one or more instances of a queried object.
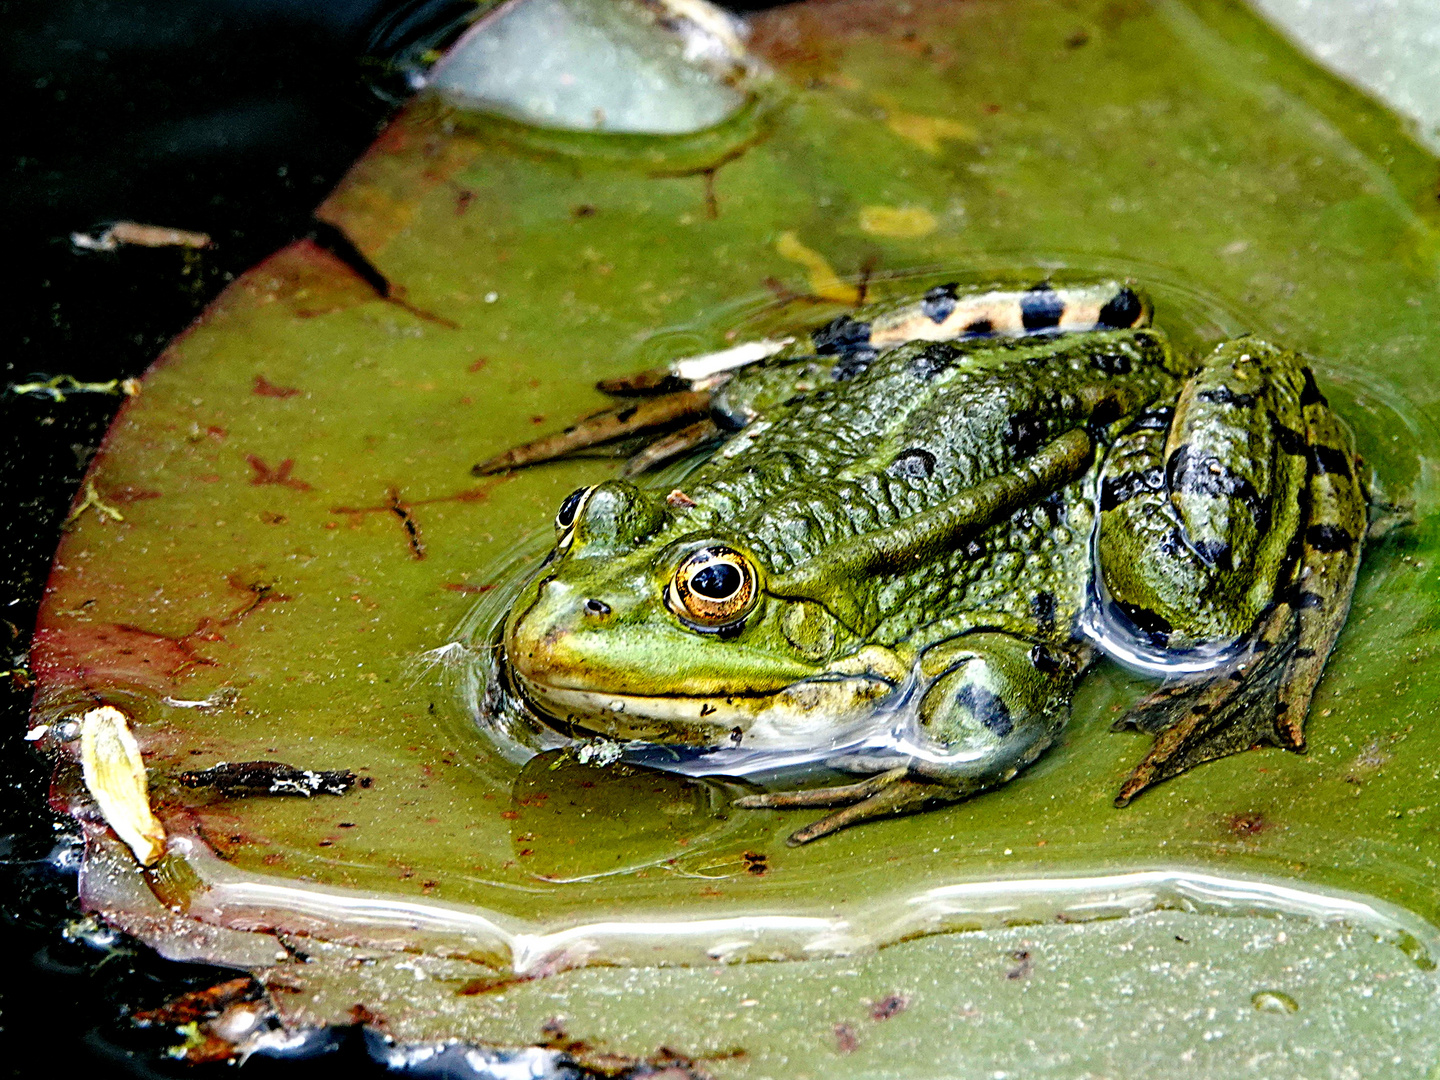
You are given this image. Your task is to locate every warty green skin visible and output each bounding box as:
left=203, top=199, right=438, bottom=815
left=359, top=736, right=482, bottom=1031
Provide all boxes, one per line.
left=498, top=321, right=1359, bottom=835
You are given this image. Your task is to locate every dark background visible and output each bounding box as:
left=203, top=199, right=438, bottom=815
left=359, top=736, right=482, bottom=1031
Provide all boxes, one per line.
left=0, top=0, right=779, bottom=1074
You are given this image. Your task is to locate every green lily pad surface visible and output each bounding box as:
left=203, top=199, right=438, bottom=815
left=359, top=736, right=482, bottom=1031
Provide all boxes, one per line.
left=29, top=0, right=1440, bottom=1072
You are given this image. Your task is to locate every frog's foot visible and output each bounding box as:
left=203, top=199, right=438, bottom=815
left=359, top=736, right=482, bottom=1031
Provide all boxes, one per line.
left=618, top=418, right=721, bottom=478
left=734, top=768, right=953, bottom=846
left=1112, top=388, right=1366, bottom=805
left=473, top=389, right=711, bottom=475
left=1112, top=607, right=1296, bottom=807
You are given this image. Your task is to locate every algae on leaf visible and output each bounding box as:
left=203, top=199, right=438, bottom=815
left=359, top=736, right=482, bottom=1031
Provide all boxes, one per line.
left=27, top=0, right=1440, bottom=1072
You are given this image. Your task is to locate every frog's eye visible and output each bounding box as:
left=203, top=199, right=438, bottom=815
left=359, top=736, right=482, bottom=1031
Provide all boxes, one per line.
left=554, top=486, right=592, bottom=534
left=667, top=546, right=758, bottom=629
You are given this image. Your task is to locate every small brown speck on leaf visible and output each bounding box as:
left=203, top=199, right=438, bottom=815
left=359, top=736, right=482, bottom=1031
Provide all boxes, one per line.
left=1006, top=950, right=1033, bottom=980
left=833, top=1022, right=859, bottom=1054
left=869, top=994, right=910, bottom=1021
left=252, top=374, right=301, bottom=398
left=1226, top=811, right=1273, bottom=837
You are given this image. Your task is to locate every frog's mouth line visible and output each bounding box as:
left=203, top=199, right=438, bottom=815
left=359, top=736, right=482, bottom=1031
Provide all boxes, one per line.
left=519, top=674, right=771, bottom=725
left=510, top=668, right=897, bottom=749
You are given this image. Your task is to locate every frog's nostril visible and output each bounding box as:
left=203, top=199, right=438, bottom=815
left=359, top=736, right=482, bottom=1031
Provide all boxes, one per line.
left=583, top=598, right=611, bottom=617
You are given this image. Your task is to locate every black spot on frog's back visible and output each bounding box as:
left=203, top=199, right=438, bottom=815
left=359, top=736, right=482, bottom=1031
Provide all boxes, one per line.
left=812, top=315, right=873, bottom=355
left=1123, top=406, right=1173, bottom=434
left=1299, top=367, right=1328, bottom=407
left=1097, top=286, right=1143, bottom=329
left=832, top=348, right=877, bottom=381
left=1196, top=386, right=1258, bottom=408
left=1306, top=524, right=1355, bottom=552
left=1100, top=466, right=1164, bottom=511
left=1165, top=445, right=1269, bottom=534
left=921, top=283, right=959, bottom=324
left=887, top=447, right=938, bottom=480
left=1040, top=489, right=1066, bottom=527
left=1003, top=412, right=1047, bottom=457
left=1020, top=282, right=1065, bottom=331
left=909, top=343, right=959, bottom=381
left=1274, top=423, right=1308, bottom=456
left=1089, top=347, right=1131, bottom=375
left=1307, top=443, right=1352, bottom=478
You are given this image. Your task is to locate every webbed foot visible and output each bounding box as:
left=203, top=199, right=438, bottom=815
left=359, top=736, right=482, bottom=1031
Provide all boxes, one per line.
left=734, top=768, right=950, bottom=846
left=1113, top=606, right=1297, bottom=806
left=472, top=389, right=711, bottom=475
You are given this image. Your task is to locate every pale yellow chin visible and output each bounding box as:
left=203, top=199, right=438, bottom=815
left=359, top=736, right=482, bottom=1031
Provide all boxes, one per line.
left=512, top=670, right=897, bottom=750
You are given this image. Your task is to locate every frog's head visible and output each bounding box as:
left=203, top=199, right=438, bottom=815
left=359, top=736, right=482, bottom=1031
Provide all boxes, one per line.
left=503, top=480, right=889, bottom=746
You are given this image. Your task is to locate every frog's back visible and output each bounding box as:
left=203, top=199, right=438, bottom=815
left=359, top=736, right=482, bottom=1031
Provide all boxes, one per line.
left=680, top=329, right=1181, bottom=575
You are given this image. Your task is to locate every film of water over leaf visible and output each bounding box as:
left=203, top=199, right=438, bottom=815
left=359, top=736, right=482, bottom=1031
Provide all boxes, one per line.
left=27, top=0, right=1440, bottom=1073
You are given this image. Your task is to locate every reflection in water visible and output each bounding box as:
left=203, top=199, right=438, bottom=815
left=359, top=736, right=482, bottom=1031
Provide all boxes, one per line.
left=507, top=751, right=764, bottom=881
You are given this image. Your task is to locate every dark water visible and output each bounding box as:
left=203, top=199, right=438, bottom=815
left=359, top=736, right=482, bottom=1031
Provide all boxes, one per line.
left=0, top=1, right=778, bottom=1073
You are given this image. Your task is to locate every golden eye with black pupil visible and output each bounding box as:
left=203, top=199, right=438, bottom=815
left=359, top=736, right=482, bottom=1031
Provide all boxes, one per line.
left=667, top=545, right=758, bottom=629
left=554, top=486, right=591, bottom=533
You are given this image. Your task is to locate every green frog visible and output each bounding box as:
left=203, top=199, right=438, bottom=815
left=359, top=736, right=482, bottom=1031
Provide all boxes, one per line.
left=478, top=282, right=1366, bottom=844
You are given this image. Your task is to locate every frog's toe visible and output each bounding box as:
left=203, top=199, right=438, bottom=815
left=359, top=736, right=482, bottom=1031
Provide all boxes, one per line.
left=1113, top=633, right=1294, bottom=807
left=734, top=768, right=953, bottom=845
left=472, top=388, right=711, bottom=474
left=739, top=774, right=947, bottom=846
left=733, top=767, right=909, bottom=811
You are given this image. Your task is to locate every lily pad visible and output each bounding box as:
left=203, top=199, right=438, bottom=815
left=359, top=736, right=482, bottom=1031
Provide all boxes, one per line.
left=27, top=0, right=1440, bottom=1072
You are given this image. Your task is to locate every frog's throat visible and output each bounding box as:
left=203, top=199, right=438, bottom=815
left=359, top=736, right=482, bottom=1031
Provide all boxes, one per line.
left=510, top=669, right=896, bottom=749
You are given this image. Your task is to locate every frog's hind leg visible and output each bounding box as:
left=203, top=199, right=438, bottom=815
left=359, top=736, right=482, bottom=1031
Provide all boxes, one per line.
left=473, top=335, right=815, bottom=475
left=1111, top=604, right=1296, bottom=806
left=865, top=281, right=1151, bottom=348
left=1274, top=384, right=1366, bottom=747
left=1101, top=347, right=1365, bottom=804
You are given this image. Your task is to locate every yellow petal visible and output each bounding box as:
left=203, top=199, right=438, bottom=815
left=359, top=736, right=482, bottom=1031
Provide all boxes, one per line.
left=774, top=231, right=861, bottom=304
left=80, top=705, right=167, bottom=866
left=858, top=205, right=938, bottom=239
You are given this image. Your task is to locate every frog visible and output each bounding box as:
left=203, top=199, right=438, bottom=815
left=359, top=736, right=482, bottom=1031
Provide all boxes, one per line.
left=477, top=281, right=1366, bottom=845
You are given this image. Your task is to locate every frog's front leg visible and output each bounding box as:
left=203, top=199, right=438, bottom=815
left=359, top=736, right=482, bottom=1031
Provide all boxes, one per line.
left=736, top=632, right=1077, bottom=845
